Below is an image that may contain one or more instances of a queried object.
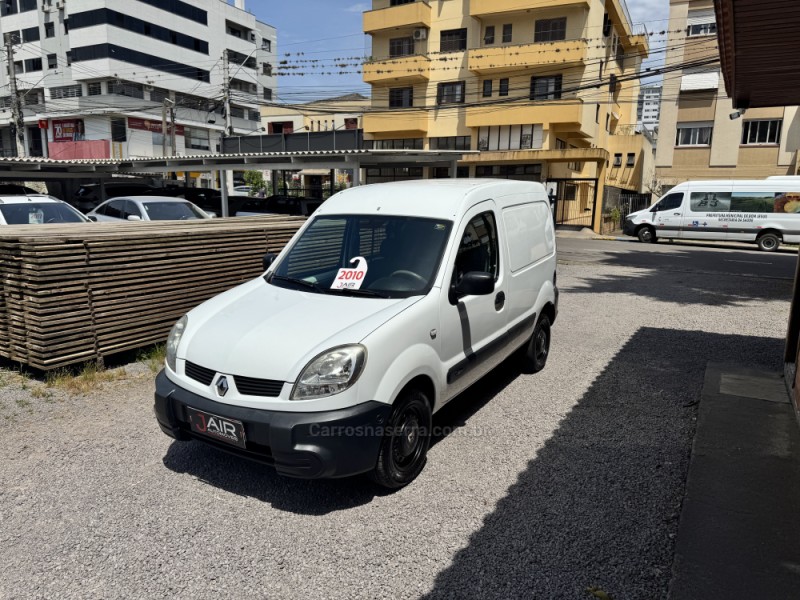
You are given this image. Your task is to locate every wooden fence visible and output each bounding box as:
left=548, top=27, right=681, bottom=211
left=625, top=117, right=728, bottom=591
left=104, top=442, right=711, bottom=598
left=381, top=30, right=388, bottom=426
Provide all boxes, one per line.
left=0, top=216, right=306, bottom=370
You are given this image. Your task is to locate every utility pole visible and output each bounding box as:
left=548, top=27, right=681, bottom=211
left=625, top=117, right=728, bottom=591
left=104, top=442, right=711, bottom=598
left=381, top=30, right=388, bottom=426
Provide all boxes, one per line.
left=5, top=38, right=25, bottom=157
left=219, top=49, right=232, bottom=217
left=169, top=102, right=176, bottom=156
left=161, top=99, right=168, bottom=157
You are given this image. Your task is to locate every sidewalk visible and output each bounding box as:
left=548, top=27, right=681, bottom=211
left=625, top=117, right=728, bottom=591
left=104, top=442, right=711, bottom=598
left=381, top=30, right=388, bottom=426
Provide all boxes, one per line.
left=669, top=363, right=800, bottom=599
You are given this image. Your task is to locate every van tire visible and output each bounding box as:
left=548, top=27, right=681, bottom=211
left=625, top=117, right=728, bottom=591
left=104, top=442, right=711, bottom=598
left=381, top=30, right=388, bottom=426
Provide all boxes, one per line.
left=757, top=232, right=781, bottom=252
left=637, top=226, right=656, bottom=244
left=370, top=388, right=432, bottom=489
left=519, top=314, right=551, bottom=373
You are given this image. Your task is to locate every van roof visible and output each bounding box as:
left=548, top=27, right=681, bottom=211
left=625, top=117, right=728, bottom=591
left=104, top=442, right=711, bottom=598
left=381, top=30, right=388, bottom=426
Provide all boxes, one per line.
left=672, top=179, right=800, bottom=188
left=0, top=195, right=62, bottom=204
left=316, top=179, right=547, bottom=220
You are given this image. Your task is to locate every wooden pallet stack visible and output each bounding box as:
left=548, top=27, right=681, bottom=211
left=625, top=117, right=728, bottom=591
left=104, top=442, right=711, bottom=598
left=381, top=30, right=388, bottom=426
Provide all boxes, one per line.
left=0, top=216, right=305, bottom=370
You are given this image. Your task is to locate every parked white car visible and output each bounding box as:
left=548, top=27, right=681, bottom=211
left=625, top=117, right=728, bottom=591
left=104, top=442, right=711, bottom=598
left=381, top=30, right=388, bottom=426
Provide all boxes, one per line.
left=86, top=196, right=211, bottom=222
left=0, top=195, right=90, bottom=225
left=154, top=179, right=558, bottom=488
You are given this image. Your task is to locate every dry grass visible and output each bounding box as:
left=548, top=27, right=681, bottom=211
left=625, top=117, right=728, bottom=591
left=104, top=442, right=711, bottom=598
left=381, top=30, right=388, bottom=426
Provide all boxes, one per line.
left=46, top=364, right=128, bottom=395
left=138, top=344, right=167, bottom=374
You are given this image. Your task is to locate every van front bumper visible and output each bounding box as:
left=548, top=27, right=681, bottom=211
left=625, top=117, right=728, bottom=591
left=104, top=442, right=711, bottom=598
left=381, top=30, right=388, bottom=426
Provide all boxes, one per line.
left=154, top=370, right=391, bottom=479
left=622, top=219, right=636, bottom=236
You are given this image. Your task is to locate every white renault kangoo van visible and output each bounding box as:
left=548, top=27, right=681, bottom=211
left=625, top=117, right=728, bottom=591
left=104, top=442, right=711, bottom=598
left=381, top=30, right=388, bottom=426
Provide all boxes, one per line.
left=154, top=179, right=558, bottom=488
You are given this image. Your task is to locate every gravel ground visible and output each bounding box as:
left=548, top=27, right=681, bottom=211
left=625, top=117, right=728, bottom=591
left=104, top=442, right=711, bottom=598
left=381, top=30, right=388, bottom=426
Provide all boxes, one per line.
left=0, top=241, right=792, bottom=599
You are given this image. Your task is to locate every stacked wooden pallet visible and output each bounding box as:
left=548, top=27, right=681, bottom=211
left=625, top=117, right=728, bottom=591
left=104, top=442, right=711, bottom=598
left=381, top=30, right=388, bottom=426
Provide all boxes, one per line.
left=0, top=216, right=305, bottom=370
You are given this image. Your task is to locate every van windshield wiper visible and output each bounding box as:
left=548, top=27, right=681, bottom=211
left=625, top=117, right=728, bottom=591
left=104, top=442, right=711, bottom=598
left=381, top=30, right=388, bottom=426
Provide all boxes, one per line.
left=268, top=274, right=322, bottom=292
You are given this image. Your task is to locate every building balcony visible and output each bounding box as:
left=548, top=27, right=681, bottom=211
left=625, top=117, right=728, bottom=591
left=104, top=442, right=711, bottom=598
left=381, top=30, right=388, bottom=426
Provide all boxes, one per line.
left=363, top=110, right=428, bottom=135
left=466, top=99, right=595, bottom=135
left=470, top=0, right=589, bottom=18
left=468, top=40, right=589, bottom=75
left=363, top=55, right=431, bottom=85
left=364, top=1, right=431, bottom=34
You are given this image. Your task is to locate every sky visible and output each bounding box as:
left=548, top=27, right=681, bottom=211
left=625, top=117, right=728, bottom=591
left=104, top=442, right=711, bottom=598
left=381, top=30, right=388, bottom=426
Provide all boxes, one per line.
left=249, top=0, right=672, bottom=103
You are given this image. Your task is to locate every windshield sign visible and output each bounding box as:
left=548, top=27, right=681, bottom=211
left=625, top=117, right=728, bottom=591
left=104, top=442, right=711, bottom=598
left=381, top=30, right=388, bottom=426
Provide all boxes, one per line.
left=271, top=215, right=453, bottom=298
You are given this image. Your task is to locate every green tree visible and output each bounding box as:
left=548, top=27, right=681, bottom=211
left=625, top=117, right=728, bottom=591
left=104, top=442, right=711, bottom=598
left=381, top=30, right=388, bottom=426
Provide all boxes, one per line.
left=243, top=170, right=266, bottom=196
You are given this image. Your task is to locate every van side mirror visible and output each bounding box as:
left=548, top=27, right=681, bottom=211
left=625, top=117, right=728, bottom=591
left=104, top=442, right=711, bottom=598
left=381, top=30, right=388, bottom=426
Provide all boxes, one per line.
left=127, top=215, right=142, bottom=221
left=262, top=253, right=277, bottom=271
left=87, top=215, right=98, bottom=222
left=454, top=271, right=495, bottom=297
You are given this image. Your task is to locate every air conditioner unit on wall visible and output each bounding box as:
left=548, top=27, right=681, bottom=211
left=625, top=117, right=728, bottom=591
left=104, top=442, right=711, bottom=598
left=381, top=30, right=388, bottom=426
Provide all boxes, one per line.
left=55, top=1, right=64, bottom=10
left=413, top=28, right=427, bottom=41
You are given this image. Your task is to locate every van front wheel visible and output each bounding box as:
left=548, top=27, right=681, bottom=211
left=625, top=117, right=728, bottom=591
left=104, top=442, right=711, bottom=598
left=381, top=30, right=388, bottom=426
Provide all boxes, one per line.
left=519, top=314, right=551, bottom=374
left=637, top=226, right=656, bottom=244
left=757, top=232, right=781, bottom=252
left=370, top=389, right=432, bottom=489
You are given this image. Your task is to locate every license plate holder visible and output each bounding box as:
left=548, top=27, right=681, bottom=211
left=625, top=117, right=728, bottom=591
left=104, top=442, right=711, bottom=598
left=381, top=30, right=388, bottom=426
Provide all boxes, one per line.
left=186, top=406, right=247, bottom=449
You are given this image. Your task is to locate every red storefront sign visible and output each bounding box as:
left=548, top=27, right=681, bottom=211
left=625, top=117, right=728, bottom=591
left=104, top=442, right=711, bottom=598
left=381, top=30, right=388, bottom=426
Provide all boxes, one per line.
left=128, top=117, right=185, bottom=136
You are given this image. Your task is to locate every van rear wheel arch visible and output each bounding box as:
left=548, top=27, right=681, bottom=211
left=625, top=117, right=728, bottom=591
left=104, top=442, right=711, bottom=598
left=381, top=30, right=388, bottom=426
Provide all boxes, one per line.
left=756, top=230, right=782, bottom=252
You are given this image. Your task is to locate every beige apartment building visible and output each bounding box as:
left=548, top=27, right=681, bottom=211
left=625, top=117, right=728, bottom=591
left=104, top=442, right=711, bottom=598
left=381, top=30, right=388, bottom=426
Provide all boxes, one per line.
left=656, top=0, right=800, bottom=192
left=362, top=0, right=652, bottom=230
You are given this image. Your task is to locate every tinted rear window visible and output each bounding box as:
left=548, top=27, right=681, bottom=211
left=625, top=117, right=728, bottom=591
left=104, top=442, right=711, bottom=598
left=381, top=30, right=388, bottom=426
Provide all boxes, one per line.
left=0, top=203, right=87, bottom=224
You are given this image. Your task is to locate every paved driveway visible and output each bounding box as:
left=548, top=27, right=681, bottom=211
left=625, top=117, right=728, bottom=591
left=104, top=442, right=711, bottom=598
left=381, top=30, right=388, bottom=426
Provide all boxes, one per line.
left=0, top=239, right=794, bottom=599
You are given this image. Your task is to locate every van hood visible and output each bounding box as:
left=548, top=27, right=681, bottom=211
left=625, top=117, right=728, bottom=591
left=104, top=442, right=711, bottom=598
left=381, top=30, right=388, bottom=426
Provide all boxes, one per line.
left=181, top=278, right=421, bottom=381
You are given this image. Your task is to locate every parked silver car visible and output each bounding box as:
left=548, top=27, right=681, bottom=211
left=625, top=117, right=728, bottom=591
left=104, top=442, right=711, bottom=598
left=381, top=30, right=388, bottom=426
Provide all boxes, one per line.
left=86, top=196, right=211, bottom=222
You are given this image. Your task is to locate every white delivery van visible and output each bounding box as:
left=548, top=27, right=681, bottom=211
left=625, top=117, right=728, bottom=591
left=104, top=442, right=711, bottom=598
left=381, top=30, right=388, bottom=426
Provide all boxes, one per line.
left=154, top=179, right=558, bottom=488
left=623, top=179, right=800, bottom=251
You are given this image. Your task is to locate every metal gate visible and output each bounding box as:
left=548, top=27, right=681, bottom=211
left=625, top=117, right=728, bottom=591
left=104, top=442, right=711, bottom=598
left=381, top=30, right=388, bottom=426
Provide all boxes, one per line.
left=547, top=178, right=598, bottom=228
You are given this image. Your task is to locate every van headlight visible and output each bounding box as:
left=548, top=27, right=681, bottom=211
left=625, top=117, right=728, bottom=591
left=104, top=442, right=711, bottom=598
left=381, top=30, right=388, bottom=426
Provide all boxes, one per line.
left=291, top=345, right=366, bottom=400
left=166, top=315, right=188, bottom=372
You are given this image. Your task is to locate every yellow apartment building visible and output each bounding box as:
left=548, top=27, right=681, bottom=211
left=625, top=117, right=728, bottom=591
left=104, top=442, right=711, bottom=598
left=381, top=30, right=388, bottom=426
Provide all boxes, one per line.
left=655, top=0, right=800, bottom=191
left=362, top=0, right=652, bottom=230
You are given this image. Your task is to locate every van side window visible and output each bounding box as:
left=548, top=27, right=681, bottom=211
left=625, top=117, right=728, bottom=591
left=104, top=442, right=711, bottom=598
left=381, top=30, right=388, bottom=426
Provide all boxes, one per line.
left=690, top=191, right=731, bottom=212
left=655, top=193, right=683, bottom=212
left=452, top=212, right=499, bottom=286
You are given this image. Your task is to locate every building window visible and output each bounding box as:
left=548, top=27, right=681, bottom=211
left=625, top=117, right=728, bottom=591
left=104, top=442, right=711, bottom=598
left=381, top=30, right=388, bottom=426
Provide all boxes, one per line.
left=482, top=80, right=492, bottom=97
left=555, top=138, right=567, bottom=150
left=433, top=166, right=469, bottom=178
left=440, top=29, right=467, bottom=52
left=499, top=78, right=509, bottom=97
left=366, top=138, right=423, bottom=150
left=24, top=58, right=42, bottom=72
left=390, top=0, right=415, bottom=5
left=603, top=13, right=612, bottom=37
left=262, top=63, right=272, bottom=76
left=475, top=164, right=542, bottom=181
left=185, top=127, right=210, bottom=151
left=49, top=85, right=82, bottom=99
left=437, top=81, right=465, bottom=104
left=478, top=125, right=542, bottom=151
left=688, top=22, right=716, bottom=36
left=626, top=153, right=635, bottom=167
left=595, top=104, right=600, bottom=123
left=389, top=87, right=413, bottom=108
left=71, top=44, right=210, bottom=83
left=389, top=37, right=414, bottom=58
left=613, top=153, right=622, bottom=167
left=63, top=19, right=68, bottom=34
left=502, top=24, right=512, bottom=43
left=19, top=0, right=36, bottom=11
left=263, top=88, right=273, bottom=101
left=47, top=54, right=57, bottom=70
left=484, top=25, right=495, bottom=45
left=741, top=119, right=782, bottom=146
left=364, top=166, right=423, bottom=183
left=530, top=75, right=562, bottom=100
left=150, top=87, right=168, bottom=102
left=108, top=80, right=144, bottom=99
left=535, top=18, right=567, bottom=42
left=21, top=26, right=40, bottom=43
left=87, top=82, right=103, bottom=96
left=262, top=39, right=271, bottom=52
left=44, top=21, right=55, bottom=38
left=111, top=118, right=127, bottom=142
left=431, top=136, right=471, bottom=151
left=676, top=122, right=713, bottom=146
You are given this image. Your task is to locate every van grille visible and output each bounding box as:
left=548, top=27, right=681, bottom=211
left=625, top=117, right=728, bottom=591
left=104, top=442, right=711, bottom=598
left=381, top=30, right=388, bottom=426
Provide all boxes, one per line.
left=233, top=375, right=284, bottom=397
left=185, top=361, right=215, bottom=386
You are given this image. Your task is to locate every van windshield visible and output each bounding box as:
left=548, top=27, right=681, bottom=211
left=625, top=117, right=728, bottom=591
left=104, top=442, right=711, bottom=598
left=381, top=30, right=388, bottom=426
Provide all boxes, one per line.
left=270, top=215, right=453, bottom=299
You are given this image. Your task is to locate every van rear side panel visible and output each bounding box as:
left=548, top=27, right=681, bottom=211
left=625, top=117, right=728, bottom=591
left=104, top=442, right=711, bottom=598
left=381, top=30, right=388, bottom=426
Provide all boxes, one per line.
left=501, top=199, right=555, bottom=331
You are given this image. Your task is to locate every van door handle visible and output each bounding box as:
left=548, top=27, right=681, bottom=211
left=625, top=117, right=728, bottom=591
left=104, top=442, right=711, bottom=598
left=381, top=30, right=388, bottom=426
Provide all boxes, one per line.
left=673, top=212, right=681, bottom=216
left=495, top=291, right=505, bottom=311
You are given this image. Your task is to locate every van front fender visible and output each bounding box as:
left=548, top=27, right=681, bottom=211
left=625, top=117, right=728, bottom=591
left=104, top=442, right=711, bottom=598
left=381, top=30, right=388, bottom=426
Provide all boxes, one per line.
left=370, top=343, right=443, bottom=411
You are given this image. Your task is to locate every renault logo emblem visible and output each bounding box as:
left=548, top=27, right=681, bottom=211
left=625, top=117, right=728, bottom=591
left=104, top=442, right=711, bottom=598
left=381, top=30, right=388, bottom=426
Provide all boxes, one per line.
left=216, top=376, right=229, bottom=397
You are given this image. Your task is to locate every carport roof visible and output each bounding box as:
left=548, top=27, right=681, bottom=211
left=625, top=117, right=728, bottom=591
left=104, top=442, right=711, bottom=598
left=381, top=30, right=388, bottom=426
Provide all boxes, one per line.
left=0, top=149, right=473, bottom=179
left=715, top=0, right=800, bottom=108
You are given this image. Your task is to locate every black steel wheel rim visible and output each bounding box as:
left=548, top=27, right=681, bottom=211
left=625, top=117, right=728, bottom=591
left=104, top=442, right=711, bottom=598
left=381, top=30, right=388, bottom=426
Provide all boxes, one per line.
left=535, top=327, right=549, bottom=363
left=391, top=405, right=426, bottom=470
